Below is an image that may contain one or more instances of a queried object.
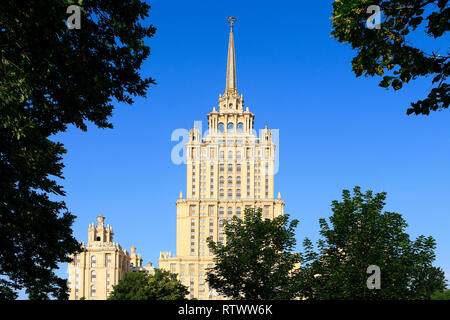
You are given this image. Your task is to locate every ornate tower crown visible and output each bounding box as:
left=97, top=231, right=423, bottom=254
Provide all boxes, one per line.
left=216, top=17, right=245, bottom=115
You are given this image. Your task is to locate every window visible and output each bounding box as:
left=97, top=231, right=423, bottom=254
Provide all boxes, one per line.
left=236, top=207, right=242, bottom=217
left=227, top=176, right=233, bottom=186
left=219, top=176, right=224, bottom=187
left=91, top=255, right=96, bottom=268
left=228, top=189, right=232, bottom=199
left=218, top=122, right=224, bottom=133
left=236, top=176, right=241, bottom=187
left=219, top=189, right=224, bottom=199
left=237, top=122, right=243, bottom=133
left=91, top=270, right=96, bottom=282
left=228, top=151, right=233, bottom=161
left=219, top=207, right=224, bottom=217
left=236, top=189, right=241, bottom=199
left=227, top=122, right=234, bottom=132
left=91, top=285, right=96, bottom=297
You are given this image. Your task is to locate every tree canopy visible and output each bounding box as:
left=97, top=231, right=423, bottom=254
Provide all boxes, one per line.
left=0, top=0, right=155, bottom=299
left=297, top=186, right=447, bottom=299
left=331, top=0, right=449, bottom=115
left=109, top=270, right=189, bottom=300
left=206, top=208, right=301, bottom=300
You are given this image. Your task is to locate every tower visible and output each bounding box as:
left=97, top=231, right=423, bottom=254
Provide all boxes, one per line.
left=67, top=215, right=154, bottom=300
left=159, top=17, right=285, bottom=300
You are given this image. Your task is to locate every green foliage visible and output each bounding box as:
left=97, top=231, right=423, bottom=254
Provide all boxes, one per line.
left=0, top=0, right=155, bottom=299
left=109, top=270, right=189, bottom=300
left=0, top=281, right=18, bottom=300
left=431, top=289, right=450, bottom=300
left=331, top=0, right=449, bottom=115
left=206, top=208, right=301, bottom=300
left=297, top=186, right=447, bottom=300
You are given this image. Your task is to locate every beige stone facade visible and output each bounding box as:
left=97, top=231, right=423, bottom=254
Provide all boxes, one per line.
left=159, top=18, right=285, bottom=300
left=67, top=215, right=154, bottom=300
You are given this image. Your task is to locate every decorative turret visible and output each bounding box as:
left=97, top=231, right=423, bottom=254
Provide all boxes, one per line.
left=87, top=214, right=114, bottom=246
left=130, top=246, right=144, bottom=267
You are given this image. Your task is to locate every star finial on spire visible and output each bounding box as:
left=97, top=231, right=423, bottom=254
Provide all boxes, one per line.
left=227, top=16, right=237, bottom=30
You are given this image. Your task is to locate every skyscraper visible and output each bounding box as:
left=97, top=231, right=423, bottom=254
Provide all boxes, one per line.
left=159, top=17, right=285, bottom=300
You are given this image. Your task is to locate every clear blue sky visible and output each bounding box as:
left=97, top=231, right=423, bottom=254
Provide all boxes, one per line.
left=49, top=0, right=449, bottom=289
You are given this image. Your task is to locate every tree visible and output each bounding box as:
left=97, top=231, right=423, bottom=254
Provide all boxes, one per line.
left=297, top=186, right=447, bottom=300
left=206, top=208, right=301, bottom=300
left=331, top=0, right=449, bottom=115
left=0, top=0, right=155, bottom=299
left=109, top=270, right=189, bottom=300
left=431, top=288, right=450, bottom=300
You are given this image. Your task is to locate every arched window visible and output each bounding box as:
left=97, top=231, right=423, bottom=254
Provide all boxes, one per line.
left=236, top=189, right=241, bottom=199
left=227, top=176, right=233, bottom=186
left=227, top=189, right=232, bottom=199
left=91, top=255, right=96, bottom=268
left=228, top=151, right=233, bottom=160
left=228, top=103, right=233, bottom=109
left=237, top=122, right=244, bottom=133
left=219, top=151, right=224, bottom=161
left=219, top=207, right=224, bottom=217
left=227, top=122, right=234, bottom=132
left=236, top=176, right=241, bottom=187
left=236, top=207, right=242, bottom=217
left=218, top=122, right=224, bottom=133
left=219, top=176, right=224, bottom=187
left=219, top=189, right=224, bottom=199
left=227, top=207, right=233, bottom=216
left=91, top=285, right=96, bottom=297
left=91, top=270, right=96, bottom=282
left=236, top=151, right=241, bottom=161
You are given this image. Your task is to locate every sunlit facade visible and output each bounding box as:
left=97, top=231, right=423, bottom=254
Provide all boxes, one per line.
left=159, top=18, right=285, bottom=300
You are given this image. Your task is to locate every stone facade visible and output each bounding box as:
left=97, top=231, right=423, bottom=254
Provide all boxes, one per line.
left=67, top=215, right=154, bottom=300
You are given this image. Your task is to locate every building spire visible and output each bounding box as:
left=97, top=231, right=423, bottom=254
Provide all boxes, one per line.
left=225, top=17, right=237, bottom=94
